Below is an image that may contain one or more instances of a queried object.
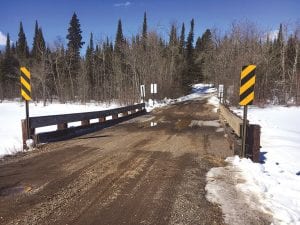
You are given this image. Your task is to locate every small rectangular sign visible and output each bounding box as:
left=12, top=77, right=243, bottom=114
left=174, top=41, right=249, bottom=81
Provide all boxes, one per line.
left=153, top=84, right=157, bottom=94
left=20, top=67, right=32, bottom=101
left=239, top=65, right=256, bottom=106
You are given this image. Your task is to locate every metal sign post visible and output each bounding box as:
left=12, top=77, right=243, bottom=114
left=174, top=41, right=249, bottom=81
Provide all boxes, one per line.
left=239, top=65, right=256, bottom=157
left=140, top=84, right=145, bottom=103
left=241, top=105, right=248, bottom=157
left=20, top=67, right=32, bottom=144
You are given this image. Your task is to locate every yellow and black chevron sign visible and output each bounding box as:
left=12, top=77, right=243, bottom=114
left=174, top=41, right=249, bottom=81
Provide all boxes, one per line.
left=20, top=67, right=32, bottom=101
left=239, top=65, right=256, bottom=106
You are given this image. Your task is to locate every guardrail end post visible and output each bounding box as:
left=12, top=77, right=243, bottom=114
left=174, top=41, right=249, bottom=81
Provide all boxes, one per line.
left=246, top=124, right=261, bottom=162
left=21, top=119, right=28, bottom=150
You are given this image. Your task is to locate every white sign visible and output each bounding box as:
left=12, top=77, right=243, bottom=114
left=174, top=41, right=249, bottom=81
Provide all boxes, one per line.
left=151, top=83, right=157, bottom=94
left=154, top=83, right=157, bottom=94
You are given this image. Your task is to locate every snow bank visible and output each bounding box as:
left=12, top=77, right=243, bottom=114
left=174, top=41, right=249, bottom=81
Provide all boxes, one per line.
left=0, top=101, right=120, bottom=157
left=206, top=106, right=300, bottom=225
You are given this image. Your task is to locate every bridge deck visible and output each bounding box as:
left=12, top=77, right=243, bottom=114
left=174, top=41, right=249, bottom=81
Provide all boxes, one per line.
left=0, top=97, right=232, bottom=225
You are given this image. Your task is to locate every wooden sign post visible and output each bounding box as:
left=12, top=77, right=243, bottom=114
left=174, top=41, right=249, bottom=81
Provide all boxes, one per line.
left=239, top=65, right=256, bottom=157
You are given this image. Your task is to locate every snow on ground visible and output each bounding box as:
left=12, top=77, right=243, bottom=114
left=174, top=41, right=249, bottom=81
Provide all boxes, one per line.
left=0, top=101, right=120, bottom=157
left=206, top=105, right=300, bottom=225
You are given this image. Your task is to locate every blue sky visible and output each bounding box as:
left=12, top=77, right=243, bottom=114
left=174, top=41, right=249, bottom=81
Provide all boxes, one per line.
left=0, top=0, right=299, bottom=50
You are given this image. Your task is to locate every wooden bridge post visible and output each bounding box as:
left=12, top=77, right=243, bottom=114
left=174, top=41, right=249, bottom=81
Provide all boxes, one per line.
left=81, top=120, right=90, bottom=126
left=246, top=124, right=261, bottom=162
left=99, top=117, right=106, bottom=123
left=57, top=123, right=68, bottom=130
left=21, top=119, right=35, bottom=150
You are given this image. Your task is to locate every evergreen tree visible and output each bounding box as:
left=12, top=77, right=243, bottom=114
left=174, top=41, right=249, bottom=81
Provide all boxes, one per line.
left=5, top=33, right=11, bottom=58
left=66, top=13, right=84, bottom=58
left=182, top=18, right=196, bottom=90
left=179, top=23, right=185, bottom=54
left=195, top=36, right=202, bottom=53
left=16, top=22, right=29, bottom=59
left=115, top=19, right=124, bottom=54
left=32, top=20, right=46, bottom=60
left=32, top=20, right=39, bottom=58
left=0, top=33, right=19, bottom=98
left=85, top=32, right=95, bottom=99
left=11, top=43, right=16, bottom=55
left=186, top=19, right=194, bottom=63
left=169, top=24, right=177, bottom=46
left=66, top=12, right=85, bottom=99
left=194, top=29, right=213, bottom=82
left=142, top=12, right=147, bottom=49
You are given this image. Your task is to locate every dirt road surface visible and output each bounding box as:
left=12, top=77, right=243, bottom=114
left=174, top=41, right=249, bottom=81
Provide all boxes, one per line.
left=0, top=96, right=232, bottom=225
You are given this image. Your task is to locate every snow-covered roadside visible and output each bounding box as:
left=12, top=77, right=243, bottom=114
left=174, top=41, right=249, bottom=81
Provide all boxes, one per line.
left=0, top=101, right=120, bottom=156
left=206, top=106, right=300, bottom=225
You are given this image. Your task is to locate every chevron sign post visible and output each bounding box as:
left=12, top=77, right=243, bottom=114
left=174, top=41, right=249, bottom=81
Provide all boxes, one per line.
left=239, top=65, right=256, bottom=157
left=20, top=67, right=32, bottom=142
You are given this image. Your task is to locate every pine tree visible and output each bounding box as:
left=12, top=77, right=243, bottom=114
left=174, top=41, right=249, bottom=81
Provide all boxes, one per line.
left=169, top=24, right=177, bottom=46
left=32, top=20, right=39, bottom=58
left=66, top=12, right=85, bottom=100
left=32, top=20, right=46, bottom=60
left=0, top=33, right=19, bottom=98
left=183, top=18, right=196, bottom=90
left=16, top=22, right=29, bottom=59
left=5, top=33, right=11, bottom=58
left=66, top=13, right=84, bottom=58
left=179, top=23, right=185, bottom=54
left=115, top=19, right=124, bottom=54
left=142, top=12, right=147, bottom=49
left=85, top=32, right=95, bottom=99
left=186, top=19, right=194, bottom=63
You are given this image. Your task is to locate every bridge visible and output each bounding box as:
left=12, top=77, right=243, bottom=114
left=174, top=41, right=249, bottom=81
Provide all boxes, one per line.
left=0, top=96, right=264, bottom=225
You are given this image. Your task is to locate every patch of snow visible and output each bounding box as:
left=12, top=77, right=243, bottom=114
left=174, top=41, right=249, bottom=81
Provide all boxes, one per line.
left=207, top=95, right=220, bottom=113
left=216, top=127, right=224, bottom=132
left=189, top=120, right=220, bottom=128
left=206, top=106, right=300, bottom=225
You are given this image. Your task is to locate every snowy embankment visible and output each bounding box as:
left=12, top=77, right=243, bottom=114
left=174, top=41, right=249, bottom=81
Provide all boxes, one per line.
left=206, top=105, right=300, bottom=225
left=0, top=101, right=120, bottom=156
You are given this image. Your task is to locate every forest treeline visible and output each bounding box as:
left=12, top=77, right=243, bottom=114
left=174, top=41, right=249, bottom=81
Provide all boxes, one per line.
left=0, top=12, right=299, bottom=105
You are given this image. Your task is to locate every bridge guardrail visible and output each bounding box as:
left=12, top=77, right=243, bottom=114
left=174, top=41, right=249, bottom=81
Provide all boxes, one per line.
left=21, top=103, right=146, bottom=147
